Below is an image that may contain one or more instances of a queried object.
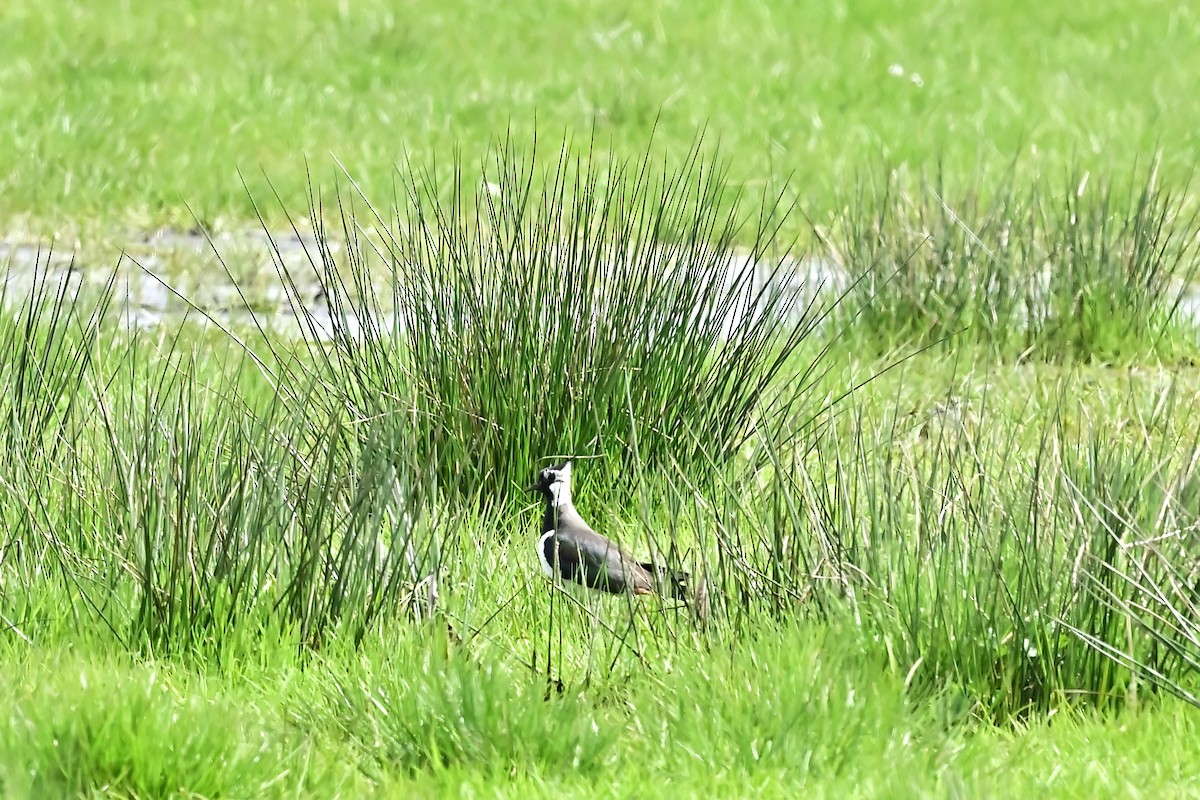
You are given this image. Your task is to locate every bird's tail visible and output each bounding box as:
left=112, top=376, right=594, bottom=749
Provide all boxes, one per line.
left=640, top=562, right=692, bottom=599
left=641, top=561, right=710, bottom=624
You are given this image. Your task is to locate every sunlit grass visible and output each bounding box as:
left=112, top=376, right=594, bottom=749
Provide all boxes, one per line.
left=3, top=135, right=1200, bottom=793
left=5, top=0, right=1200, bottom=793
left=827, top=159, right=1200, bottom=362
left=3, top=0, right=1199, bottom=243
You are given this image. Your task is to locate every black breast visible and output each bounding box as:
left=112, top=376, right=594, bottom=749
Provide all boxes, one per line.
left=542, top=533, right=585, bottom=585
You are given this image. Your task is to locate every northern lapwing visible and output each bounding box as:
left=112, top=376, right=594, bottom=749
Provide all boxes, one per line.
left=528, top=460, right=691, bottom=599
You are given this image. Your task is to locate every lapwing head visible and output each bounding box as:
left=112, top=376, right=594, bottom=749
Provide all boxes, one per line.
left=526, top=460, right=573, bottom=505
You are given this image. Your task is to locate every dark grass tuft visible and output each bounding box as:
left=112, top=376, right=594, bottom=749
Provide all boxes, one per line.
left=826, top=158, right=1200, bottom=363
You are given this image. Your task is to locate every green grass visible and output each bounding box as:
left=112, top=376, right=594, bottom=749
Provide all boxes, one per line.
left=3, top=0, right=1199, bottom=241
left=4, top=162, right=1200, bottom=794
left=3, top=233, right=1200, bottom=794
left=5, top=0, right=1200, bottom=796
left=3, top=625, right=1199, bottom=797
left=828, top=159, right=1200, bottom=362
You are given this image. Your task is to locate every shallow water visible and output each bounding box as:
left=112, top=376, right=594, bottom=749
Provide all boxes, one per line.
left=3, top=228, right=1199, bottom=343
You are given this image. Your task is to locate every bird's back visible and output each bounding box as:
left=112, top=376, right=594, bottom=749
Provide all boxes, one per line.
left=542, top=502, right=655, bottom=594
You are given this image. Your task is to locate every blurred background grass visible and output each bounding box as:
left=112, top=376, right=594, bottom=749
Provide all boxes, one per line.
left=3, top=0, right=1197, bottom=237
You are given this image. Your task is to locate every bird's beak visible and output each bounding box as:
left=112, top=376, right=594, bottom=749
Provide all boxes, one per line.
left=524, top=482, right=539, bottom=493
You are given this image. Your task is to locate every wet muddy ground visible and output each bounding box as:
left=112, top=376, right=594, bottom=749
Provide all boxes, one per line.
left=3, top=228, right=1199, bottom=343
left=0, top=228, right=844, bottom=341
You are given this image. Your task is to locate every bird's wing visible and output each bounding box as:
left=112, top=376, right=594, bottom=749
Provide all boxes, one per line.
left=544, top=520, right=654, bottom=594
left=569, top=527, right=655, bottom=594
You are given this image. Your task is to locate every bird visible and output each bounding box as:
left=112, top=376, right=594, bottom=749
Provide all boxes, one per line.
left=527, top=460, right=691, bottom=599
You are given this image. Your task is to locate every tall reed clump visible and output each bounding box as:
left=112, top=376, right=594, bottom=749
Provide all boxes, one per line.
left=266, top=137, right=832, bottom=507
left=0, top=256, right=115, bottom=639
left=827, top=160, right=1200, bottom=362
left=1060, top=421, right=1200, bottom=708
left=0, top=252, right=447, bottom=655
left=0, top=137, right=843, bottom=661
left=680, top=370, right=1200, bottom=722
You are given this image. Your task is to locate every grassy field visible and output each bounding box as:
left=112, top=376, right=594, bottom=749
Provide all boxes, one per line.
left=3, top=0, right=1199, bottom=240
left=4, top=1, right=1200, bottom=798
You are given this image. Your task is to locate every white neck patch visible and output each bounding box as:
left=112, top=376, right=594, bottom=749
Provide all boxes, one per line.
left=545, top=461, right=573, bottom=507
left=548, top=478, right=572, bottom=507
